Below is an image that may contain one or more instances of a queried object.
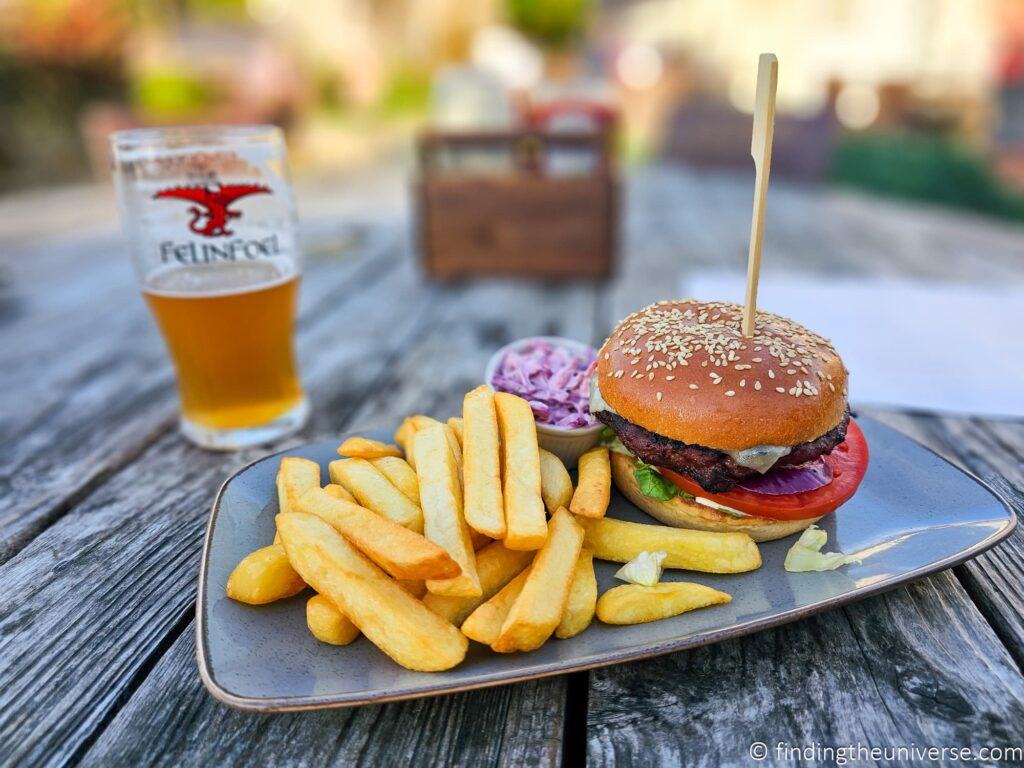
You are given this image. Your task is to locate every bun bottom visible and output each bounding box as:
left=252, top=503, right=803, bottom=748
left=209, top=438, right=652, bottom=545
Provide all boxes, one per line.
left=610, top=452, right=821, bottom=543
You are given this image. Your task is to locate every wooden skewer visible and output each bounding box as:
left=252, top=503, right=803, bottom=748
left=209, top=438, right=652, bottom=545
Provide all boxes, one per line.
left=742, top=53, right=778, bottom=338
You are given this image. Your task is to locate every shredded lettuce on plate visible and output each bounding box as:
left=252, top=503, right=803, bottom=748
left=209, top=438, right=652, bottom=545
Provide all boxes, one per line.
left=614, top=550, right=667, bottom=586
left=784, top=525, right=862, bottom=572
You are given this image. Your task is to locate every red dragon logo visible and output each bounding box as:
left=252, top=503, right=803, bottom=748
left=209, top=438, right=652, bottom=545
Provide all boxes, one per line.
left=153, top=183, right=272, bottom=237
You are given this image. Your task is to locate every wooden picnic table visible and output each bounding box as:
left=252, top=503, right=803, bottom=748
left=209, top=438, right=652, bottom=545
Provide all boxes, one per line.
left=1, top=165, right=1023, bottom=767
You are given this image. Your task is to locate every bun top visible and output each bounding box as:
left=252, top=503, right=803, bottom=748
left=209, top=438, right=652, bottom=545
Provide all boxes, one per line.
left=595, top=300, right=848, bottom=450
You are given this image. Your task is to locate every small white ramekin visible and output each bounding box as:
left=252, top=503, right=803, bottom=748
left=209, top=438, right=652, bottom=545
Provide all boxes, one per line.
left=484, top=335, right=604, bottom=468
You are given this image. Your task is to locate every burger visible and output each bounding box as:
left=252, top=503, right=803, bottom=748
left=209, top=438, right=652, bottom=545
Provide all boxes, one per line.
left=591, top=300, right=868, bottom=542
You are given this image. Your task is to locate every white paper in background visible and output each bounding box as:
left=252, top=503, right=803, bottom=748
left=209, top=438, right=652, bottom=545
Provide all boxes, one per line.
left=683, top=273, right=1024, bottom=419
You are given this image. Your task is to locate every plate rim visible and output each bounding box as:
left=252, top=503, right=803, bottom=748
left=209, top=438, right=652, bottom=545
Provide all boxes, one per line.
left=194, top=416, right=1018, bottom=713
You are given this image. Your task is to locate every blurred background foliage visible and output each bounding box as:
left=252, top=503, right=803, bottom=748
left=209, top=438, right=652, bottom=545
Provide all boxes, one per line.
left=832, top=135, right=1024, bottom=222
left=1, top=0, right=1024, bottom=225
left=506, top=0, right=591, bottom=49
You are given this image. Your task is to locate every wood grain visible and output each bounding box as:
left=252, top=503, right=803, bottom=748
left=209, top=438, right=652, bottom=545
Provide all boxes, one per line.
left=80, top=624, right=566, bottom=768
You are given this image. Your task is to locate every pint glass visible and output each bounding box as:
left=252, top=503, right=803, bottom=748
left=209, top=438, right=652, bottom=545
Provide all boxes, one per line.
left=110, top=125, right=308, bottom=450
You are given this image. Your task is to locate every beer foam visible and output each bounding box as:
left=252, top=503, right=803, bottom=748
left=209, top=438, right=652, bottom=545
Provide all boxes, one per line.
left=144, top=260, right=296, bottom=298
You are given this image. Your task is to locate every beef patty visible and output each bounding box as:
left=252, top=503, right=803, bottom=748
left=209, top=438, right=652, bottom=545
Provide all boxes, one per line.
left=596, top=408, right=851, bottom=493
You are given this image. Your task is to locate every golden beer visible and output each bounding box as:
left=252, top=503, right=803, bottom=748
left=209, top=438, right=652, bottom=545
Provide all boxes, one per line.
left=143, top=261, right=303, bottom=431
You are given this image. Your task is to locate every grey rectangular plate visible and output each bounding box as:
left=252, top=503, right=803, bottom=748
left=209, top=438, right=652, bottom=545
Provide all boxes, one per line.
left=196, top=416, right=1016, bottom=711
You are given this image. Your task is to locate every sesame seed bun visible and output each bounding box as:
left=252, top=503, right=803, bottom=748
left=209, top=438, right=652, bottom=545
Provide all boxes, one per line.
left=596, top=300, right=848, bottom=451
left=610, top=452, right=820, bottom=542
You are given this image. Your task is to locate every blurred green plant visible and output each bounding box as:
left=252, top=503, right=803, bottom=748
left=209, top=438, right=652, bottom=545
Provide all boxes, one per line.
left=131, top=68, right=213, bottom=120
left=831, top=134, right=1024, bottom=222
left=377, top=67, right=431, bottom=117
left=506, top=0, right=592, bottom=49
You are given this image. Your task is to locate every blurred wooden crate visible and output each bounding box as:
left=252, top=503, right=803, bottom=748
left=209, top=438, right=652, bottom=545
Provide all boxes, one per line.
left=415, top=130, right=618, bottom=280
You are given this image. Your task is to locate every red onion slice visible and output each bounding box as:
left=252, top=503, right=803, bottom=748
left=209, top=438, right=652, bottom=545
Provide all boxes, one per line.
left=737, top=458, right=834, bottom=495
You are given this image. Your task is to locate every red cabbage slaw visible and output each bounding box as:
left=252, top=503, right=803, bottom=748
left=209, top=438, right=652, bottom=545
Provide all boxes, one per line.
left=490, top=339, right=598, bottom=429
left=737, top=457, right=834, bottom=495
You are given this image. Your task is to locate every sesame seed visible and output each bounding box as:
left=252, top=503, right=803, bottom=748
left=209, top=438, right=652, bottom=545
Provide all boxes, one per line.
left=725, top=390, right=735, bottom=397
left=754, top=381, right=762, bottom=390
left=666, top=375, right=675, bottom=381
left=656, top=392, right=663, bottom=401
left=768, top=370, right=775, bottom=379
left=776, top=387, right=786, bottom=393
left=689, top=383, right=698, bottom=390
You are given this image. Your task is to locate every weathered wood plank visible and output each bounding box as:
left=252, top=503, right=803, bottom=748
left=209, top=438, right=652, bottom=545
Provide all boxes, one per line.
left=586, top=572, right=1024, bottom=767
left=79, top=626, right=566, bottom=768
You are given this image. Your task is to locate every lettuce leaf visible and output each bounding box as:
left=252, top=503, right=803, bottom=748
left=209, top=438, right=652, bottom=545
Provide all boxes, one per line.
left=634, top=461, right=693, bottom=501
left=784, top=525, right=862, bottom=572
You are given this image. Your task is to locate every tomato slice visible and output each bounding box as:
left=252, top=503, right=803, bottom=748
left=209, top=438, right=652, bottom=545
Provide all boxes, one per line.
left=658, top=420, right=869, bottom=521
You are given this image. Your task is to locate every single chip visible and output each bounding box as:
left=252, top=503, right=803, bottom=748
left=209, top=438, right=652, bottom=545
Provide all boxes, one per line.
left=226, top=544, right=306, bottom=605
left=578, top=516, right=761, bottom=573
left=596, top=582, right=731, bottom=625
left=337, top=436, right=403, bottom=459
left=277, top=512, right=467, bottom=672
left=306, top=594, right=360, bottom=645
left=323, top=483, right=356, bottom=503
left=492, top=507, right=584, bottom=653
left=395, top=415, right=445, bottom=471
left=394, top=418, right=419, bottom=467
left=462, top=385, right=506, bottom=538
left=277, top=456, right=320, bottom=516
left=569, top=446, right=611, bottom=519
left=329, top=457, right=424, bottom=533
left=555, top=548, right=597, bottom=639
left=494, top=392, right=547, bottom=550
left=415, top=424, right=483, bottom=598
left=447, top=416, right=464, bottom=446
left=444, top=423, right=464, bottom=484
left=539, top=448, right=574, bottom=513
left=369, top=456, right=420, bottom=504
